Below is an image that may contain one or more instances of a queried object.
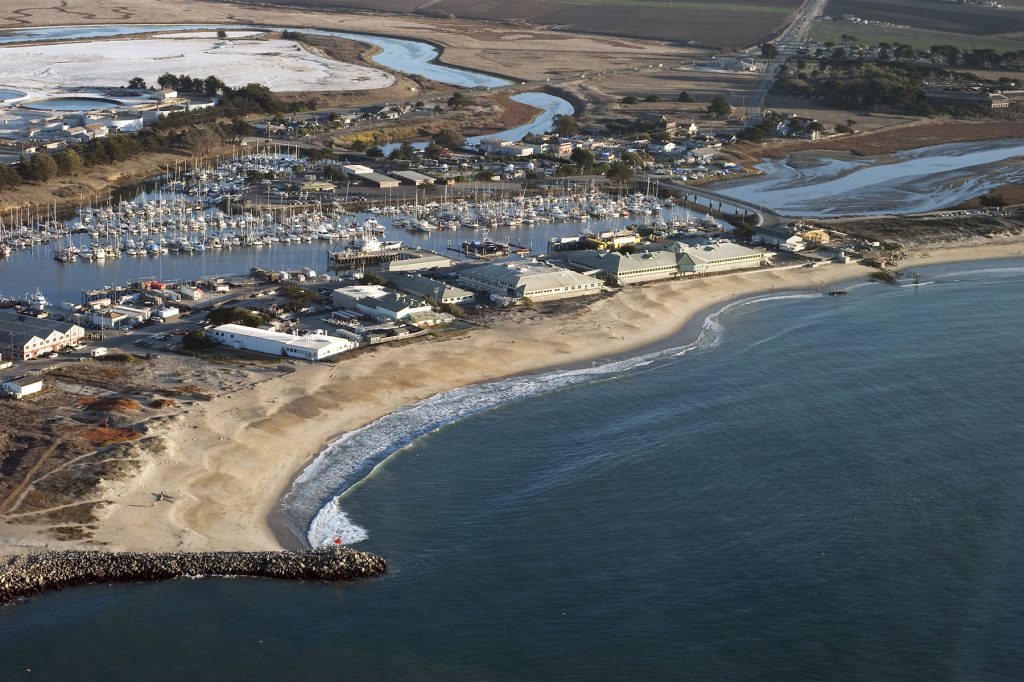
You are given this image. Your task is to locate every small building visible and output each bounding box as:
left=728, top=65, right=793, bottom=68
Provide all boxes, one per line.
left=208, top=324, right=354, bottom=361
left=458, top=260, right=603, bottom=302
left=637, top=113, right=678, bottom=133
left=178, top=285, right=204, bottom=301
left=90, top=305, right=150, bottom=330
left=476, top=138, right=534, bottom=157
left=2, top=376, right=44, bottom=400
left=753, top=225, right=803, bottom=248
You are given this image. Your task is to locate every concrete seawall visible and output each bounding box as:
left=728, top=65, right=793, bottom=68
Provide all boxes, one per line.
left=0, top=548, right=387, bottom=606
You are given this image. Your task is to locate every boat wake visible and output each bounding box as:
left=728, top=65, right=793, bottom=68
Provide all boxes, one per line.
left=281, top=291, right=823, bottom=547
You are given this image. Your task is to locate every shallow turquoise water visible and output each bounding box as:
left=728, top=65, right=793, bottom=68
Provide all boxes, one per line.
left=2, top=259, right=1023, bottom=680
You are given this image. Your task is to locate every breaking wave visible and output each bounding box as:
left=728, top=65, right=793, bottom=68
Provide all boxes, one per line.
left=281, top=292, right=823, bottom=547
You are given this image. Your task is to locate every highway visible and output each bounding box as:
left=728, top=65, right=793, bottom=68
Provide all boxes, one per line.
left=748, top=0, right=831, bottom=116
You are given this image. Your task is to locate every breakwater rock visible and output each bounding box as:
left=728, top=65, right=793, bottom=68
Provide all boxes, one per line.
left=0, top=548, right=387, bottom=606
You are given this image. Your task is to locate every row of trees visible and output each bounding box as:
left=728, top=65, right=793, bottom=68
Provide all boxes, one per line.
left=773, top=61, right=942, bottom=114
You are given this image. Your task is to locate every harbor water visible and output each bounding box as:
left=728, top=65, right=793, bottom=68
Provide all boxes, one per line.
left=2, top=258, right=1022, bottom=679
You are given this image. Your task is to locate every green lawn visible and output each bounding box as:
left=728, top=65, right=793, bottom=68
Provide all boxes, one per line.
left=811, top=23, right=1024, bottom=52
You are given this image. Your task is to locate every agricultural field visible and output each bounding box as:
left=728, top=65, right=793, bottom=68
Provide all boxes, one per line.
left=213, top=0, right=803, bottom=47
left=811, top=23, right=1024, bottom=53
left=824, top=0, right=1024, bottom=37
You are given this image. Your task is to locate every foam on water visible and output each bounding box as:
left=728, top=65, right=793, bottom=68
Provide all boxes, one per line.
left=283, top=292, right=823, bottom=547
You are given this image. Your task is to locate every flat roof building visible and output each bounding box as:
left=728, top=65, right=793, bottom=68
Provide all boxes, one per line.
left=458, top=260, right=602, bottom=303
left=208, top=324, right=354, bottom=361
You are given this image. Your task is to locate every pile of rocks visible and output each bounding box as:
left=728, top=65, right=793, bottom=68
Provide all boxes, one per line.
left=0, top=547, right=387, bottom=605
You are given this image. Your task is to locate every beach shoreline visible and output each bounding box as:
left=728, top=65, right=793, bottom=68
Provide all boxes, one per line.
left=2, top=239, right=1021, bottom=557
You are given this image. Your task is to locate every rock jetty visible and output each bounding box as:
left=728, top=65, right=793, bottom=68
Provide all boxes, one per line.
left=0, top=548, right=387, bottom=606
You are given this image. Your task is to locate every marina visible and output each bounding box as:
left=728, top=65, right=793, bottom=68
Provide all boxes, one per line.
left=0, top=149, right=717, bottom=304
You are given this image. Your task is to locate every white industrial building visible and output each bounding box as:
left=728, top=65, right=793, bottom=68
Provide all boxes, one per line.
left=332, top=285, right=434, bottom=321
left=1, top=376, right=44, bottom=399
left=208, top=324, right=354, bottom=361
left=458, top=260, right=602, bottom=302
left=89, top=305, right=151, bottom=330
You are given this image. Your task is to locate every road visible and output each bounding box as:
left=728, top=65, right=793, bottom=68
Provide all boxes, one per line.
left=748, top=0, right=831, bottom=116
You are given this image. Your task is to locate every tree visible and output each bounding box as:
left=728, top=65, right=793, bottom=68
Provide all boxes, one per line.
left=620, top=95, right=638, bottom=105
left=552, top=114, right=579, bottom=136
left=760, top=42, right=779, bottom=60
left=707, top=96, right=732, bottom=119
left=216, top=29, right=228, bottom=39
left=366, top=146, right=384, bottom=159
left=389, top=141, right=416, bottom=160
left=677, top=90, right=695, bottom=103
left=622, top=151, right=645, bottom=166
left=128, top=76, right=148, bottom=89
left=738, top=126, right=766, bottom=142
left=644, top=94, right=660, bottom=102
left=432, top=128, right=465, bottom=149
left=55, top=149, right=84, bottom=176
left=980, top=193, right=1005, bottom=207
left=19, top=154, right=58, bottom=184
left=447, top=92, right=467, bottom=109
left=570, top=147, right=595, bottom=167
left=203, top=75, right=226, bottom=96
left=606, top=162, right=633, bottom=184
left=424, top=141, right=444, bottom=159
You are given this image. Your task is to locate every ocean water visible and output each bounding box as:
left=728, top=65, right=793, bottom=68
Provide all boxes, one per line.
left=2, top=259, right=1024, bottom=680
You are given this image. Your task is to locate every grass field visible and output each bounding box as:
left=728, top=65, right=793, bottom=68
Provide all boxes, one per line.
left=824, top=0, right=1024, bottom=36
left=559, top=0, right=792, bottom=12
left=811, top=23, right=1024, bottom=52
left=218, top=0, right=802, bottom=47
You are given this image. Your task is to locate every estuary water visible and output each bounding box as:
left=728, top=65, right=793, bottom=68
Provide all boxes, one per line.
left=717, top=138, right=1024, bottom=217
left=2, top=258, right=1023, bottom=680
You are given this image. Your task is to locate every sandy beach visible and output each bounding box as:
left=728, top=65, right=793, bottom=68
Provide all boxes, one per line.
left=45, top=239, right=1002, bottom=554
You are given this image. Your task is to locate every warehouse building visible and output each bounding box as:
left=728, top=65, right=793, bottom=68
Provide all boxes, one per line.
left=356, top=172, right=401, bottom=189
left=565, top=250, right=680, bottom=286
left=386, top=273, right=475, bottom=306
left=208, top=324, right=354, bottom=361
left=458, top=260, right=602, bottom=302
left=0, top=314, right=85, bottom=361
left=390, top=170, right=435, bottom=186
left=673, top=241, right=769, bottom=274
